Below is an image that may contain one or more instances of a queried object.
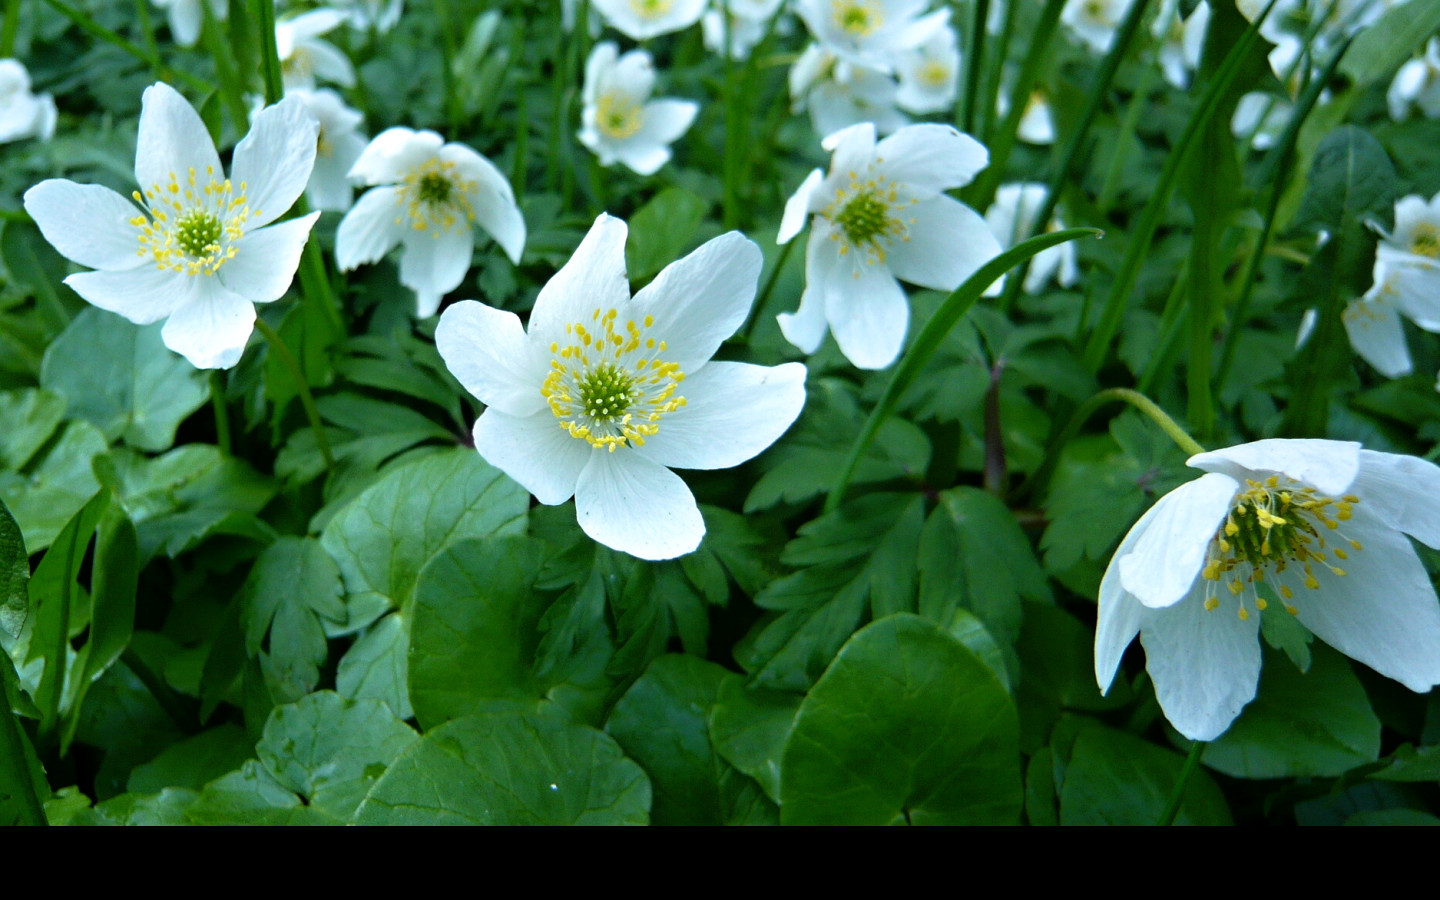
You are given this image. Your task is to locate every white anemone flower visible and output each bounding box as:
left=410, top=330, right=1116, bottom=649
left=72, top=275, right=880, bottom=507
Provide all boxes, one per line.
left=703, top=0, right=788, bottom=59
left=794, top=0, right=950, bottom=73
left=984, top=183, right=1077, bottom=295
left=435, top=214, right=807, bottom=561
left=1152, top=0, right=1209, bottom=90
left=1341, top=191, right=1440, bottom=375
left=277, top=10, right=356, bottom=91
left=777, top=121, right=1001, bottom=369
left=579, top=43, right=698, bottom=177
left=894, top=23, right=960, bottom=115
left=591, top=0, right=707, bottom=40
left=1061, top=0, right=1140, bottom=54
left=286, top=88, right=367, bottom=212
left=0, top=59, right=56, bottom=144
left=1096, top=439, right=1440, bottom=742
left=152, top=0, right=226, bottom=48
left=790, top=44, right=907, bottom=139
left=1232, top=91, right=1290, bottom=151
left=996, top=87, right=1056, bottom=145
left=1388, top=38, right=1440, bottom=121
left=23, top=83, right=319, bottom=370
left=336, top=127, right=525, bottom=318
left=332, top=0, right=405, bottom=32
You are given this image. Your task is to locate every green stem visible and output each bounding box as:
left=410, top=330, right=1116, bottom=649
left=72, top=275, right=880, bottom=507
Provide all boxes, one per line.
left=957, top=0, right=989, bottom=136
left=0, top=695, right=46, bottom=824
left=299, top=234, right=345, bottom=336
left=431, top=0, right=461, bottom=139
left=203, top=4, right=252, bottom=137
left=250, top=0, right=284, bottom=105
left=827, top=227, right=1099, bottom=513
left=1158, top=740, right=1207, bottom=826
left=209, top=370, right=232, bottom=457
left=738, top=235, right=796, bottom=343
left=977, top=0, right=1015, bottom=143
left=41, top=0, right=212, bottom=93
left=134, top=0, right=160, bottom=71
left=1, top=0, right=21, bottom=57
left=1096, top=61, right=1156, bottom=214
left=253, top=316, right=334, bottom=469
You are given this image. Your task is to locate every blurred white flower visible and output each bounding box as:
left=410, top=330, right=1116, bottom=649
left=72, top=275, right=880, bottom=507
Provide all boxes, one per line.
left=1343, top=191, right=1440, bottom=376
left=1152, top=0, right=1208, bottom=90
left=23, top=83, right=319, bottom=369
left=1389, top=38, right=1440, bottom=121
left=152, top=0, right=226, bottom=48
left=997, top=87, right=1056, bottom=145
left=286, top=88, right=367, bottom=212
left=777, top=122, right=1000, bottom=369
left=332, top=0, right=405, bottom=32
left=984, top=183, right=1077, bottom=295
left=278, top=9, right=355, bottom=91
left=1231, top=91, right=1289, bottom=151
left=1097, top=439, right=1440, bottom=741
left=591, top=0, right=707, bottom=40
left=1061, top=0, right=1139, bottom=54
left=0, top=59, right=56, bottom=143
left=894, top=23, right=959, bottom=114
left=790, top=43, right=907, bottom=138
left=336, top=127, right=525, bottom=317
left=436, top=214, right=807, bottom=560
left=703, top=0, right=787, bottom=59
left=794, top=0, right=949, bottom=72
left=579, top=42, right=698, bottom=176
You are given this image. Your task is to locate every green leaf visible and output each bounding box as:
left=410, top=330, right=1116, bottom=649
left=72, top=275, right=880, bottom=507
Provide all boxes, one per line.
left=353, top=712, right=651, bottom=825
left=0, top=499, right=28, bottom=639
left=0, top=388, right=66, bottom=471
left=187, top=760, right=341, bottom=826
left=1014, top=602, right=1130, bottom=751
left=40, top=308, right=208, bottom=452
left=1059, top=726, right=1231, bottom=825
left=1340, top=0, right=1440, bottom=87
left=239, top=537, right=346, bottom=706
left=0, top=420, right=107, bottom=553
left=336, top=612, right=412, bottom=719
left=89, top=788, right=200, bottom=825
left=1292, top=126, right=1399, bottom=236
left=408, top=535, right=550, bottom=730
left=607, top=655, right=776, bottom=826
left=624, top=187, right=709, bottom=281
left=264, top=300, right=341, bottom=441
left=709, top=674, right=801, bottom=805
left=0, top=651, right=48, bottom=826
left=1345, top=809, right=1440, bottom=826
left=1201, top=644, right=1381, bottom=779
left=780, top=614, right=1022, bottom=825
left=126, top=725, right=255, bottom=794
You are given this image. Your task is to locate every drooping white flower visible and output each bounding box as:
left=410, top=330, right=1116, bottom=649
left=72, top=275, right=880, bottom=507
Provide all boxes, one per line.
left=331, top=0, right=405, bottom=32
left=894, top=22, right=959, bottom=114
left=152, top=0, right=227, bottom=48
left=794, top=0, right=950, bottom=72
left=436, top=214, right=807, bottom=560
left=0, top=59, right=56, bottom=144
left=1152, top=0, right=1209, bottom=90
left=23, top=83, right=319, bottom=369
left=591, top=0, right=707, bottom=40
left=1388, top=37, right=1440, bottom=121
left=777, top=121, right=1001, bottom=369
left=984, top=183, right=1077, bottom=294
left=790, top=43, right=907, bottom=138
left=578, top=42, right=698, bottom=177
left=1096, top=439, right=1440, bottom=742
left=284, top=88, right=367, bottom=212
left=1061, top=0, right=1140, bottom=54
left=1341, top=191, right=1440, bottom=375
left=335, top=127, right=525, bottom=318
left=702, top=0, right=788, bottom=60
left=277, top=9, right=356, bottom=91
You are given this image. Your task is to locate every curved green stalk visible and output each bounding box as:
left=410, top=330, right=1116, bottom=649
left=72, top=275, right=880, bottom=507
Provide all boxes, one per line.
left=826, top=227, right=1101, bottom=513
left=250, top=0, right=284, bottom=105
left=209, top=370, right=232, bottom=457
left=738, top=236, right=796, bottom=344
left=1158, top=740, right=1207, bottom=826
left=253, top=316, right=334, bottom=469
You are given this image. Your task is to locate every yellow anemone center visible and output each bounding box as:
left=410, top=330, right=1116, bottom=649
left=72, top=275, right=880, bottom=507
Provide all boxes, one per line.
left=1410, top=223, right=1440, bottom=258
left=820, top=170, right=917, bottom=270
left=542, top=307, right=687, bottom=452
left=395, top=158, right=477, bottom=235
left=834, top=0, right=883, bottom=37
left=631, top=0, right=674, bottom=19
left=596, top=91, right=645, bottom=139
left=130, top=165, right=254, bottom=276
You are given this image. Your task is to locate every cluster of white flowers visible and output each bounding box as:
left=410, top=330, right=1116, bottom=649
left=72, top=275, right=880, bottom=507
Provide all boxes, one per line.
left=788, top=0, right=960, bottom=138
left=578, top=42, right=699, bottom=176
left=0, top=59, right=56, bottom=144
left=702, top=0, right=789, bottom=59
left=1061, top=0, right=1140, bottom=55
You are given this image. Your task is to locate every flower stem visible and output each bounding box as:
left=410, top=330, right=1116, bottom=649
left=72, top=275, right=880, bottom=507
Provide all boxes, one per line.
left=1158, top=740, right=1207, bottom=826
left=209, top=370, right=232, bottom=457
left=41, top=0, right=212, bottom=93
left=1, top=0, right=20, bottom=57
left=956, top=0, right=989, bottom=136
left=431, top=0, right=462, bottom=140
left=738, top=235, right=796, bottom=343
left=204, top=4, right=253, bottom=138
left=250, top=0, right=284, bottom=106
left=253, top=316, right=334, bottom=469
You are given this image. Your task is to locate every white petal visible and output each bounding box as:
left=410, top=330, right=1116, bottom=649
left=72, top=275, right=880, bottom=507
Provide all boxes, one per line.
left=874, top=124, right=989, bottom=194
left=335, top=185, right=406, bottom=270
left=779, top=168, right=824, bottom=244
left=134, top=83, right=222, bottom=196
left=575, top=451, right=704, bottom=560
left=635, top=99, right=698, bottom=148
left=613, top=141, right=671, bottom=177
left=629, top=231, right=762, bottom=373
left=160, top=278, right=257, bottom=369
left=1118, top=472, right=1238, bottom=609
left=473, top=408, right=591, bottom=505
left=822, top=120, right=876, bottom=165
left=1351, top=450, right=1440, bottom=549
left=280, top=9, right=347, bottom=41
left=435, top=300, right=546, bottom=417
left=1188, top=439, right=1362, bottom=497
left=1343, top=293, right=1412, bottom=378
left=885, top=195, right=1002, bottom=292
left=1293, top=513, right=1440, bottom=692
left=823, top=255, right=909, bottom=370
left=303, top=40, right=356, bottom=88
left=23, top=180, right=147, bottom=272
left=639, top=361, right=807, bottom=470
left=399, top=225, right=474, bottom=316
left=167, top=1, right=204, bottom=47
left=1095, top=491, right=1170, bottom=693
left=348, top=127, right=442, bottom=185
left=64, top=265, right=192, bottom=324
left=446, top=145, right=525, bottom=264
left=217, top=213, right=318, bottom=304
left=1139, top=583, right=1262, bottom=741
left=231, top=95, right=319, bottom=229
left=527, top=214, right=631, bottom=347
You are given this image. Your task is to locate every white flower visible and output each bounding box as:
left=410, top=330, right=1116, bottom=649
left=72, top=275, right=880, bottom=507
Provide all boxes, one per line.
left=0, top=59, right=56, bottom=144
left=1061, top=0, right=1139, bottom=54
left=790, top=44, right=907, bottom=139
left=794, top=0, right=950, bottom=72
left=702, top=0, right=788, bottom=59
left=1388, top=37, right=1440, bottom=121
left=984, top=183, right=1077, bottom=294
left=435, top=214, right=807, bottom=560
left=286, top=88, right=367, bottom=212
left=1096, top=439, right=1440, bottom=741
left=894, top=23, right=959, bottom=115
left=335, top=127, right=525, bottom=318
left=1342, top=191, right=1440, bottom=375
left=776, top=121, right=1000, bottom=369
left=1152, top=0, right=1208, bottom=90
left=996, top=87, right=1056, bottom=145
left=23, top=83, right=319, bottom=370
left=1231, top=91, right=1289, bottom=151
left=277, top=9, right=355, bottom=92
left=331, top=0, right=405, bottom=32
left=591, top=0, right=707, bottom=40
left=579, top=43, right=698, bottom=177
left=152, top=0, right=226, bottom=48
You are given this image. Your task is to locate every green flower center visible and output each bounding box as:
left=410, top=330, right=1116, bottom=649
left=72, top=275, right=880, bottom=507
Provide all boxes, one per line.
left=130, top=165, right=253, bottom=276
left=175, top=209, right=223, bottom=259
left=417, top=172, right=453, bottom=205
left=1411, top=223, right=1440, bottom=258
left=398, top=158, right=477, bottom=233
left=1200, top=477, right=1362, bottom=619
left=821, top=173, right=915, bottom=266
left=596, top=92, right=644, bottom=139
left=834, top=1, right=882, bottom=36
left=631, top=0, right=673, bottom=18
left=543, top=307, right=687, bottom=452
